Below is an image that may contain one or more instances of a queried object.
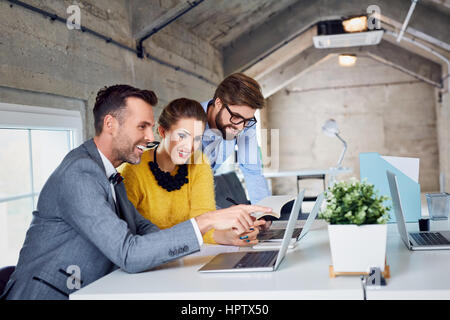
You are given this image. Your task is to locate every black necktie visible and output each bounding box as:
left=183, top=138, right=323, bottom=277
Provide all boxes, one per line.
left=109, top=172, right=124, bottom=186
left=108, top=173, right=137, bottom=234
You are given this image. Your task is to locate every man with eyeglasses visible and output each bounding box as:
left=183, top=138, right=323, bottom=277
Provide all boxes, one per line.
left=201, top=73, right=270, bottom=205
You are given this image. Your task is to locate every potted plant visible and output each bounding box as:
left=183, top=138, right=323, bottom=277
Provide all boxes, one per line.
left=319, top=178, right=390, bottom=275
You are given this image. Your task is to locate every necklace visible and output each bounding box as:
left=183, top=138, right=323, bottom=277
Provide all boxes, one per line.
left=148, top=146, right=188, bottom=192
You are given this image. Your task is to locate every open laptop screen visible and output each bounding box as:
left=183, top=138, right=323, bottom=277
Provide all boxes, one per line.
left=297, top=192, right=325, bottom=241
left=386, top=170, right=411, bottom=249
left=274, top=190, right=304, bottom=269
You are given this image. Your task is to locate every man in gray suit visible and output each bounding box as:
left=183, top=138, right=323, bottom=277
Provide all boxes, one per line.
left=2, top=85, right=270, bottom=300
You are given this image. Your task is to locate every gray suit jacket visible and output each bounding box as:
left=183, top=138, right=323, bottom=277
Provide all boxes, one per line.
left=2, top=139, right=200, bottom=300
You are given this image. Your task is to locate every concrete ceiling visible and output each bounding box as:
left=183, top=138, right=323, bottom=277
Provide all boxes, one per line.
left=132, top=0, right=449, bottom=51
left=421, top=0, right=450, bottom=14
left=219, top=0, right=450, bottom=74
left=131, top=0, right=298, bottom=48
left=130, top=0, right=449, bottom=95
left=174, top=0, right=299, bottom=49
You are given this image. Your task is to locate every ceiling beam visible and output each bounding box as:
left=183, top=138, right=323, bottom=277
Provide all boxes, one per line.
left=257, top=46, right=331, bottom=98
left=257, top=40, right=442, bottom=98
left=363, top=39, right=442, bottom=86
left=245, top=26, right=317, bottom=81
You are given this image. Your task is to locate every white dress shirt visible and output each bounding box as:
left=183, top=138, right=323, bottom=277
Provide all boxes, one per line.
left=97, top=148, right=203, bottom=246
left=98, top=148, right=118, bottom=203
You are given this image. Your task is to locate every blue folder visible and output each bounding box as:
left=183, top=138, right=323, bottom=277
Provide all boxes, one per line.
left=359, top=152, right=421, bottom=223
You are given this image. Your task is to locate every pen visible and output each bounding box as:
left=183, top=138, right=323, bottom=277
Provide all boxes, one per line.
left=226, top=197, right=238, bottom=205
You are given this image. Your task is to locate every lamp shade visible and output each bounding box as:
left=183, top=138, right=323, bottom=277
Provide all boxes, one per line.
left=322, top=119, right=340, bottom=137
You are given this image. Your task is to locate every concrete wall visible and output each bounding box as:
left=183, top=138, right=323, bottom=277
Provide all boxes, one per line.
left=437, top=88, right=450, bottom=192
left=0, top=0, right=222, bottom=139
left=0, top=1, right=447, bottom=193
left=264, top=55, right=440, bottom=195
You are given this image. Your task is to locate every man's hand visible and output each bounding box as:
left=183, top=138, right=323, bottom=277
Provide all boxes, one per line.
left=195, top=204, right=273, bottom=235
left=259, top=219, right=272, bottom=230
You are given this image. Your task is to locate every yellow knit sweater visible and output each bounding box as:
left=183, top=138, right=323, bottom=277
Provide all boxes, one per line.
left=118, top=149, right=217, bottom=244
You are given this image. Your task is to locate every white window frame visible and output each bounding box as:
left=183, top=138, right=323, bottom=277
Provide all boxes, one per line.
left=0, top=102, right=83, bottom=203
left=0, top=102, right=83, bottom=266
left=0, top=102, right=83, bottom=145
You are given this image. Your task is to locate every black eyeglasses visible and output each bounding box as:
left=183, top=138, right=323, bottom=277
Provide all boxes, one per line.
left=223, top=104, right=257, bottom=128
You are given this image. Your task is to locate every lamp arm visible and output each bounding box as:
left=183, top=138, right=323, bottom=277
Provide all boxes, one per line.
left=335, top=133, right=347, bottom=168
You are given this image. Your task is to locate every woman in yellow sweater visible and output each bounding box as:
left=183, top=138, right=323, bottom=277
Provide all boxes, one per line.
left=119, top=98, right=265, bottom=245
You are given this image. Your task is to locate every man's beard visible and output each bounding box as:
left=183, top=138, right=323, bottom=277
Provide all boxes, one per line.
left=215, top=108, right=240, bottom=140
left=113, top=132, right=142, bottom=165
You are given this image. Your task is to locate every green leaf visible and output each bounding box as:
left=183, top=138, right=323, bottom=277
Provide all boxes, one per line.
left=319, top=179, right=391, bottom=225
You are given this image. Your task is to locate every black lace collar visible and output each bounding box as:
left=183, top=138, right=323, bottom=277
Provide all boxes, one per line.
left=148, top=146, right=188, bottom=192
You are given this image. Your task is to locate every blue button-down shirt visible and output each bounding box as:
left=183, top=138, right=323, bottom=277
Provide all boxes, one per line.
left=201, top=100, right=270, bottom=204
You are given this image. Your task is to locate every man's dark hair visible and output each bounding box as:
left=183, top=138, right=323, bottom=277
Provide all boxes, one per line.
left=93, top=84, right=158, bottom=135
left=213, top=73, right=265, bottom=110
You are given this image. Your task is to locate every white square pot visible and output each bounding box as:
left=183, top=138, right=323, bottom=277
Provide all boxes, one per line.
left=328, top=224, right=387, bottom=273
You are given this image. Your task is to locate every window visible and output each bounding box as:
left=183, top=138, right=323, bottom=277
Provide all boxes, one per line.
left=0, top=103, right=82, bottom=267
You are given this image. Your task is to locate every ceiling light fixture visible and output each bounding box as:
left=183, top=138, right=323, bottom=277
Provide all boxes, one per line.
left=342, top=16, right=368, bottom=33
left=338, top=54, right=357, bottom=67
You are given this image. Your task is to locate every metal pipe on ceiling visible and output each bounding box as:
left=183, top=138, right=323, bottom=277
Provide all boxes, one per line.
left=397, top=0, right=419, bottom=43
left=5, top=0, right=216, bottom=86
left=136, top=0, right=205, bottom=58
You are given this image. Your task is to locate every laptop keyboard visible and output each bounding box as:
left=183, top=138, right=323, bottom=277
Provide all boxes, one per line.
left=259, top=228, right=302, bottom=241
left=410, top=232, right=450, bottom=246
left=234, top=251, right=278, bottom=269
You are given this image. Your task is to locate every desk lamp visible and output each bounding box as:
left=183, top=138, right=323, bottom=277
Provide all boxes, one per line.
left=322, top=119, right=347, bottom=168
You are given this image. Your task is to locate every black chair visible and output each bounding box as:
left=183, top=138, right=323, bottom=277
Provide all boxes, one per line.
left=213, top=171, right=250, bottom=209
left=0, top=266, right=15, bottom=296
left=214, top=171, right=318, bottom=222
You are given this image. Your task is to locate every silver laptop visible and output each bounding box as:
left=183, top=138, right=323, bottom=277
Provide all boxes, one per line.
left=254, top=193, right=324, bottom=250
left=386, top=170, right=450, bottom=250
left=198, top=190, right=304, bottom=273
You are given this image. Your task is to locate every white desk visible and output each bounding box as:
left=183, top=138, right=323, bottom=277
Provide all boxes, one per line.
left=70, top=221, right=363, bottom=300
left=263, top=167, right=352, bottom=191
left=365, top=220, right=450, bottom=300
left=262, top=168, right=352, bottom=179
left=70, top=220, right=450, bottom=300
